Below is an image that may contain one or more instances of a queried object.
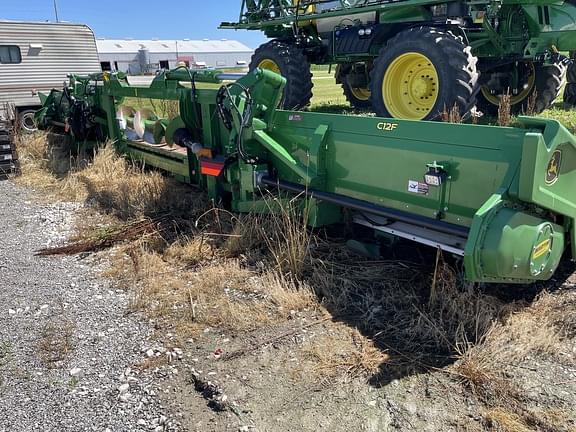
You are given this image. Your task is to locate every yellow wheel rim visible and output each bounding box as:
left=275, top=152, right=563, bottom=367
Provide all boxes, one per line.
left=258, top=59, right=281, bottom=74
left=481, top=63, right=536, bottom=106
left=382, top=52, right=439, bottom=120
left=350, top=86, right=371, bottom=101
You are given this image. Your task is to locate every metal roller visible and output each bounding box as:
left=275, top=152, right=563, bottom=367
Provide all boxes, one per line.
left=116, top=106, right=139, bottom=140
left=164, top=116, right=186, bottom=146
left=134, top=108, right=159, bottom=143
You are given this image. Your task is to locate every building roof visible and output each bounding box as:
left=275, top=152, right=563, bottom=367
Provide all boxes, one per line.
left=96, top=39, right=253, bottom=54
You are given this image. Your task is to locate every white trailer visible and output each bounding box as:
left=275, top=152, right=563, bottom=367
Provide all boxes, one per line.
left=0, top=20, right=101, bottom=131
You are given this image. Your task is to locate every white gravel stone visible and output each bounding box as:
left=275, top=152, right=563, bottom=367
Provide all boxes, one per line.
left=0, top=182, right=177, bottom=432
left=118, top=383, right=130, bottom=394
left=118, top=392, right=132, bottom=403
left=69, top=368, right=82, bottom=377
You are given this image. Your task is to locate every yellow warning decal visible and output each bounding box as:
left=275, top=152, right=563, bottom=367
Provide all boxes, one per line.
left=533, top=239, right=551, bottom=260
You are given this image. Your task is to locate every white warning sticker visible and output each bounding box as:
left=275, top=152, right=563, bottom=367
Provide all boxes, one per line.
left=408, top=180, right=429, bottom=195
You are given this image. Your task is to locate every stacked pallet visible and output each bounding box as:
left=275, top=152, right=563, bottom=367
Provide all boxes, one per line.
left=0, top=120, right=18, bottom=176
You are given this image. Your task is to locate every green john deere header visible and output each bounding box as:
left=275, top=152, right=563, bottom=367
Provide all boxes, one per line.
left=36, top=68, right=576, bottom=284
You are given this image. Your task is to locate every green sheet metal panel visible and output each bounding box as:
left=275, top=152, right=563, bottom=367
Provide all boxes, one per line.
left=267, top=111, right=526, bottom=227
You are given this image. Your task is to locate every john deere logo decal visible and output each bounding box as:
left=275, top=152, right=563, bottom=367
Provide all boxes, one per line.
left=545, top=150, right=562, bottom=185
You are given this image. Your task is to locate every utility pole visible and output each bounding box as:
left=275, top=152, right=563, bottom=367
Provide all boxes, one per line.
left=53, top=0, right=60, bottom=22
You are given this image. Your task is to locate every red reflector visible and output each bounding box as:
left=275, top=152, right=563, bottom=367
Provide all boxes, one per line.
left=200, top=158, right=225, bottom=177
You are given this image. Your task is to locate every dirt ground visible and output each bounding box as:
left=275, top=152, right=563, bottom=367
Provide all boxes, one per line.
left=155, top=287, right=576, bottom=432
left=9, top=133, right=576, bottom=432
left=131, top=254, right=576, bottom=432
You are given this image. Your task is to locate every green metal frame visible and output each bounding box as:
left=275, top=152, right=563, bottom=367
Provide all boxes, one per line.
left=36, top=67, right=576, bottom=284
left=221, top=0, right=576, bottom=64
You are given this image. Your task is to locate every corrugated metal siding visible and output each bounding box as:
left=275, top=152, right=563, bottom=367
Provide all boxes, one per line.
left=96, top=39, right=253, bottom=54
left=0, top=21, right=100, bottom=117
left=96, top=39, right=254, bottom=72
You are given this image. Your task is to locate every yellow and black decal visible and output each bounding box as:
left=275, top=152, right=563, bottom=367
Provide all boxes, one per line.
left=532, top=238, right=551, bottom=260
left=545, top=149, right=562, bottom=185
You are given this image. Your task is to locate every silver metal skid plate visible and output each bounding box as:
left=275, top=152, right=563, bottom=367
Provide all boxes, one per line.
left=353, top=213, right=467, bottom=256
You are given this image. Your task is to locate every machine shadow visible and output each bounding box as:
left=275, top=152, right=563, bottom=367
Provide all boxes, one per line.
left=307, top=238, right=575, bottom=389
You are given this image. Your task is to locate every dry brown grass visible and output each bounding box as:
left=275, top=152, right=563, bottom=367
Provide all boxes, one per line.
left=484, top=408, right=534, bottom=432
left=71, top=144, right=207, bottom=219
left=457, top=292, right=567, bottom=384
left=497, top=92, right=512, bottom=126
left=17, top=133, right=207, bottom=219
left=525, top=90, right=538, bottom=117
left=308, top=248, right=505, bottom=373
left=107, top=241, right=317, bottom=338
left=133, top=355, right=169, bottom=372
left=19, top=129, right=575, bottom=409
left=15, top=132, right=62, bottom=192
left=454, top=290, right=576, bottom=431
left=300, top=327, right=390, bottom=381
left=189, top=208, right=269, bottom=261
left=15, top=133, right=321, bottom=342
left=441, top=103, right=463, bottom=123
left=264, top=197, right=312, bottom=278
left=164, top=235, right=215, bottom=265
left=37, top=218, right=167, bottom=256
left=37, top=314, right=75, bottom=367
left=221, top=212, right=268, bottom=258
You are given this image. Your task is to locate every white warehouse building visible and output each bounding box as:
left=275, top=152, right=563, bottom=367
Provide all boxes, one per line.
left=96, top=39, right=254, bottom=74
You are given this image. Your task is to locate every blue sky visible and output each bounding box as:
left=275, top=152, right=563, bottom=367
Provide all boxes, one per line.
left=1, top=0, right=267, bottom=49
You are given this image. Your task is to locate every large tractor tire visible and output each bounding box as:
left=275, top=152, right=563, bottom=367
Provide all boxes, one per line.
left=370, top=26, right=478, bottom=121
left=477, top=62, right=565, bottom=116
left=336, top=64, right=372, bottom=110
left=564, top=51, right=576, bottom=107
left=249, top=40, right=313, bottom=110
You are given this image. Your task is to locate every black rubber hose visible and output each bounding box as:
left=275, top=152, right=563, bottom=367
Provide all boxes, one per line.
left=260, top=177, right=470, bottom=237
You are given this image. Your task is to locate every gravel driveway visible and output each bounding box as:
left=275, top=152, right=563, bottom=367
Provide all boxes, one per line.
left=0, top=181, right=177, bottom=432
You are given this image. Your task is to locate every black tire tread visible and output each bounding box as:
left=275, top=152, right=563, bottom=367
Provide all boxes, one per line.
left=249, top=40, right=313, bottom=110
left=336, top=64, right=372, bottom=110
left=477, top=62, right=565, bottom=116
left=534, top=63, right=565, bottom=113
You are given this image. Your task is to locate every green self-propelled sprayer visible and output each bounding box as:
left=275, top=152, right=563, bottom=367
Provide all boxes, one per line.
left=221, top=0, right=576, bottom=120
left=36, top=68, right=576, bottom=284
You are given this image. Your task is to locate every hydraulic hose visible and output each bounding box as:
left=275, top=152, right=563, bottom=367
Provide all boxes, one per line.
left=260, top=177, right=470, bottom=237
